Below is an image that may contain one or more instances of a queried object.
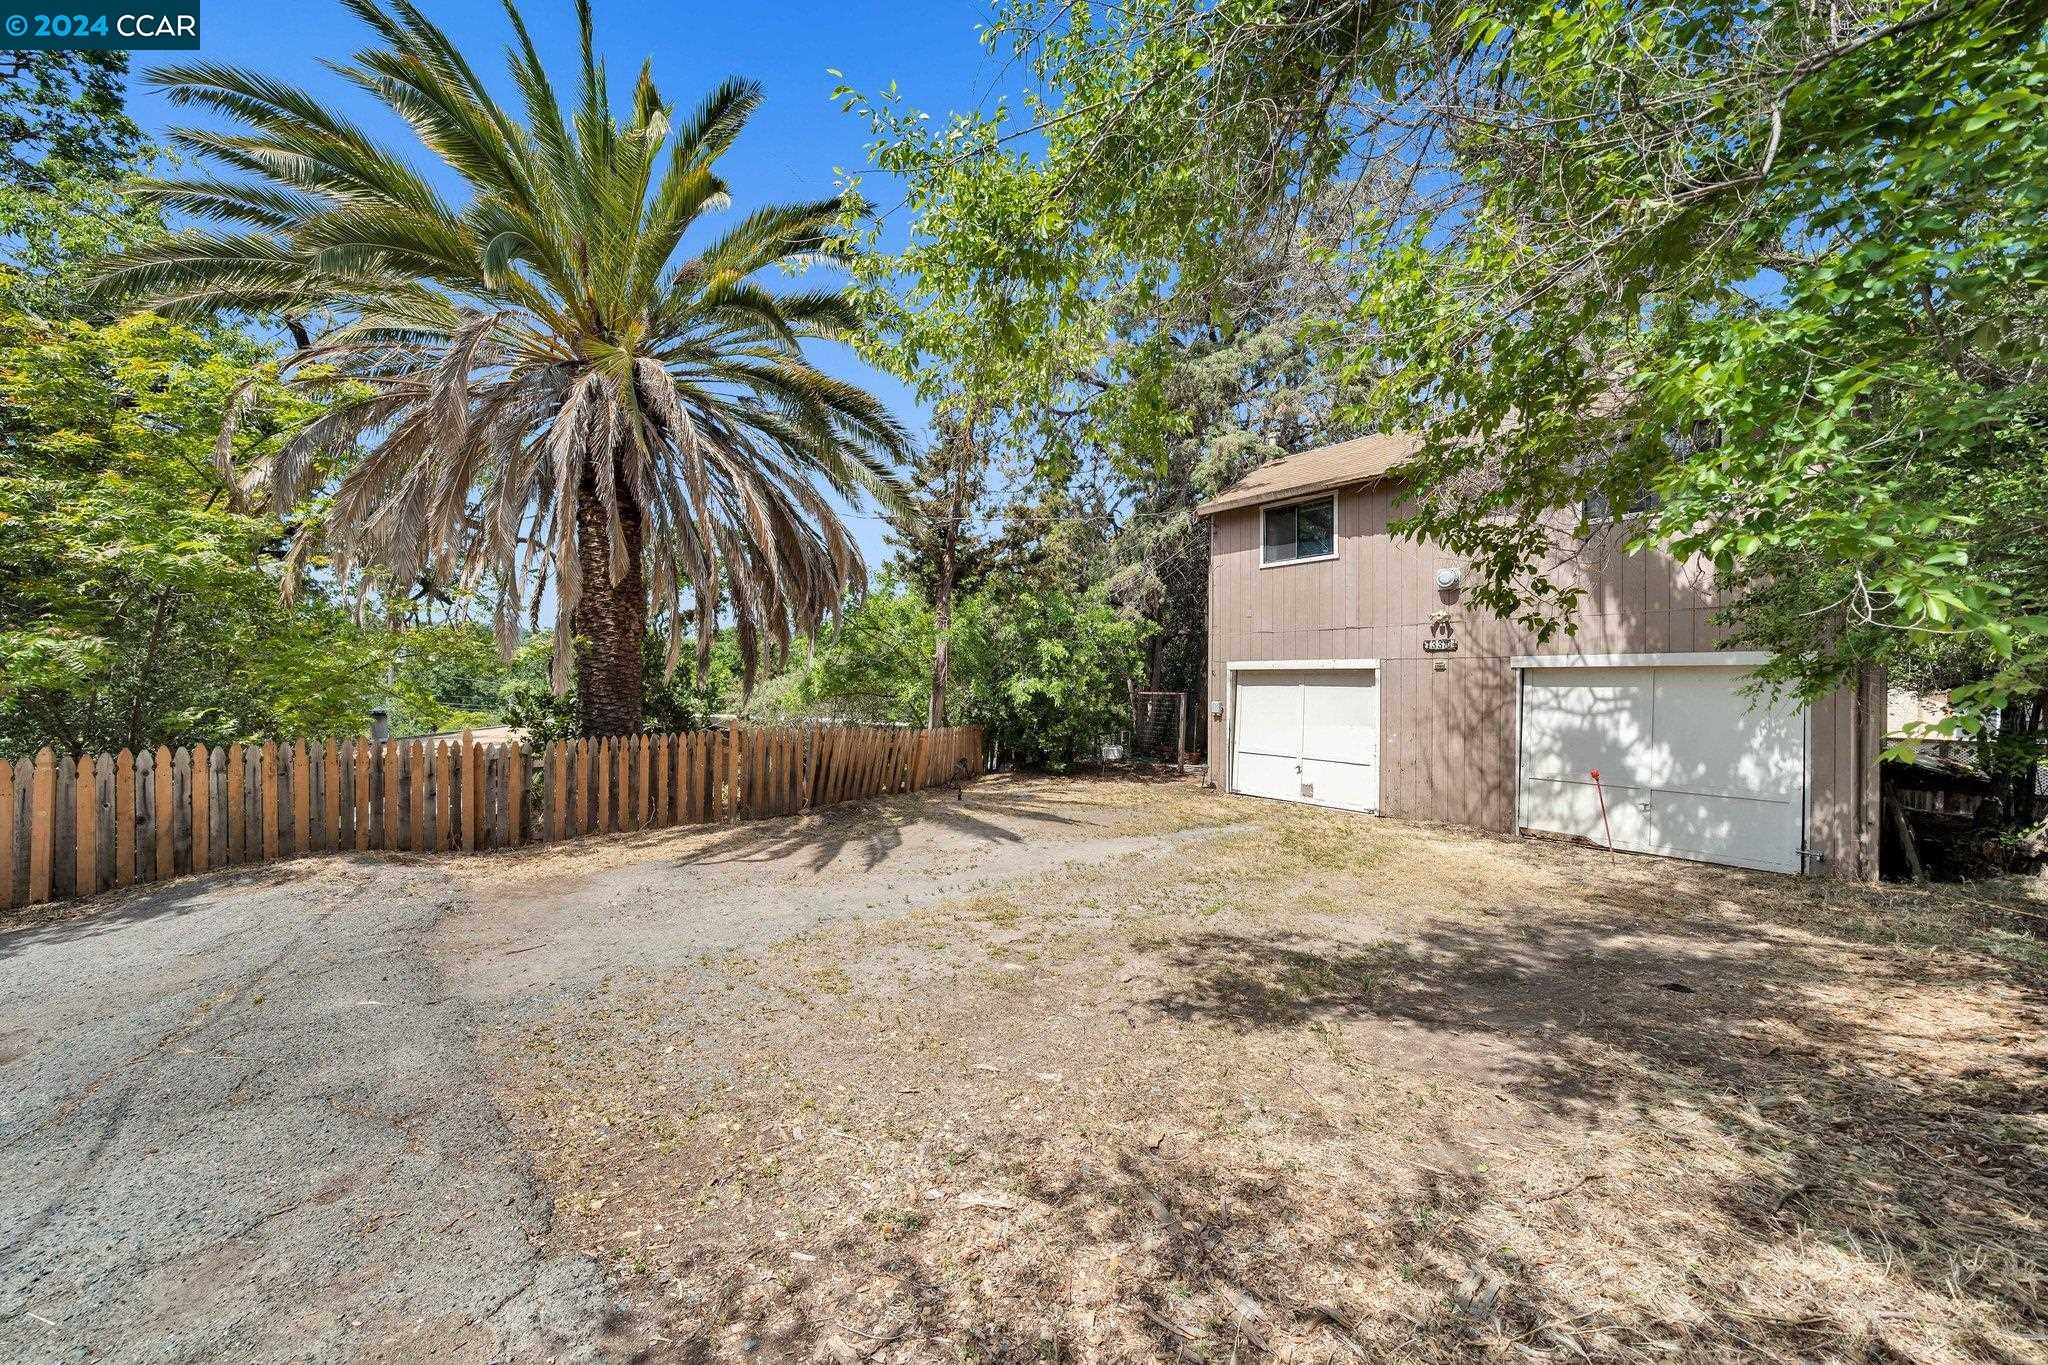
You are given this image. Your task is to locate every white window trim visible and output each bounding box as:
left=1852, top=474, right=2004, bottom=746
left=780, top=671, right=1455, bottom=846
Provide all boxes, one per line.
left=1258, top=493, right=1340, bottom=569
left=1228, top=658, right=1380, bottom=673
left=1509, top=651, right=1773, bottom=669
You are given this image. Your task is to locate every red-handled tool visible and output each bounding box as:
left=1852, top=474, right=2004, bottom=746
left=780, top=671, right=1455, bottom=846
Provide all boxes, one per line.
left=1590, top=768, right=1616, bottom=860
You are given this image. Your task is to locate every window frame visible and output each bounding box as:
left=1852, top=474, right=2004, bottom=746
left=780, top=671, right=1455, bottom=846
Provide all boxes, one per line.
left=1258, top=493, right=1340, bottom=569
left=1582, top=488, right=1661, bottom=524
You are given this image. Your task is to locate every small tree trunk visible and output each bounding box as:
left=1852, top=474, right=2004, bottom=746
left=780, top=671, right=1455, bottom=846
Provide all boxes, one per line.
left=929, top=553, right=953, bottom=730
left=571, top=473, right=647, bottom=736
left=927, top=477, right=957, bottom=729
left=927, top=439, right=967, bottom=730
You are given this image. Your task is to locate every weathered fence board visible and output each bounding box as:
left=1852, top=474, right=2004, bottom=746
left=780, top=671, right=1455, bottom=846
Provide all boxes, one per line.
left=0, top=725, right=984, bottom=908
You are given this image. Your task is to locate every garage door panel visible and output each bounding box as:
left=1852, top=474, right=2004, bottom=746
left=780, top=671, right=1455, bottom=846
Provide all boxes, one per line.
left=1647, top=669, right=1802, bottom=801
left=1517, top=775, right=1657, bottom=852
left=1519, top=665, right=1804, bottom=874
left=1301, top=678, right=1378, bottom=756
left=1300, top=757, right=1377, bottom=810
left=1234, top=750, right=1303, bottom=803
left=1519, top=670, right=1651, bottom=784
left=1234, top=675, right=1301, bottom=758
left=1651, top=790, right=1804, bottom=873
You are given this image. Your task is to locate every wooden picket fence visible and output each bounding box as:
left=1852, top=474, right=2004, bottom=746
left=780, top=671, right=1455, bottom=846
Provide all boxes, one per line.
left=0, top=724, right=986, bottom=909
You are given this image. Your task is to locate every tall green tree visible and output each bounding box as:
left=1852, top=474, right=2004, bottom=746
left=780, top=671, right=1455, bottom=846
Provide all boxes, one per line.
left=95, top=0, right=909, bottom=737
left=0, top=310, right=387, bottom=755
left=838, top=0, right=2048, bottom=753
left=0, top=49, right=145, bottom=191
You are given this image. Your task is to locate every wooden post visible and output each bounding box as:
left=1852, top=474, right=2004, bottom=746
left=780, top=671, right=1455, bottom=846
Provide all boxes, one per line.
left=463, top=730, right=481, bottom=853
left=410, top=741, right=428, bottom=853
left=571, top=739, right=588, bottom=837
left=636, top=736, right=651, bottom=828
left=382, top=739, right=402, bottom=850
left=679, top=734, right=697, bottom=823
left=1886, top=796, right=1926, bottom=884
left=151, top=744, right=175, bottom=877
left=286, top=739, right=307, bottom=857
left=323, top=740, right=342, bottom=853
left=550, top=742, right=567, bottom=840
left=508, top=741, right=525, bottom=847
left=192, top=744, right=211, bottom=876
left=812, top=729, right=834, bottom=807
left=258, top=741, right=278, bottom=862
left=75, top=753, right=98, bottom=898
left=223, top=743, right=243, bottom=864
left=28, top=749, right=55, bottom=904
left=653, top=734, right=669, bottom=827
left=0, top=759, right=13, bottom=908
left=431, top=740, right=449, bottom=853
left=114, top=749, right=136, bottom=888
left=353, top=739, right=371, bottom=851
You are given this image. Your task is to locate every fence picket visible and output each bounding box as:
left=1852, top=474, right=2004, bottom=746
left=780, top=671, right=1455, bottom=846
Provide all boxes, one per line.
left=0, top=760, right=12, bottom=909
left=432, top=741, right=451, bottom=853
left=508, top=742, right=525, bottom=847
left=548, top=742, right=565, bottom=840
left=73, top=753, right=96, bottom=899
left=461, top=732, right=477, bottom=853
left=111, top=749, right=135, bottom=888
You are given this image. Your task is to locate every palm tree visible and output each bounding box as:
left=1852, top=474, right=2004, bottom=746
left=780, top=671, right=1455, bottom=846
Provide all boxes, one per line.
left=94, top=0, right=908, bottom=735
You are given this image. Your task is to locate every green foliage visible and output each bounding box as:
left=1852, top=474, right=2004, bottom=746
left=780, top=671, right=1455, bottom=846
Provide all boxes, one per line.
left=385, top=621, right=506, bottom=736
left=0, top=156, right=168, bottom=319
left=782, top=578, right=939, bottom=725
left=0, top=309, right=387, bottom=754
left=950, top=582, right=1149, bottom=770
left=496, top=632, right=741, bottom=743
left=0, top=50, right=145, bottom=192
left=1356, top=1, right=2048, bottom=742
left=783, top=577, right=1147, bottom=769
left=832, top=0, right=1378, bottom=477
left=843, top=0, right=2048, bottom=755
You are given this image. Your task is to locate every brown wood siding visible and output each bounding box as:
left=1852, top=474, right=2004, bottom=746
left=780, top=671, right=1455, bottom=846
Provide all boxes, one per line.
left=1206, top=484, right=1880, bottom=879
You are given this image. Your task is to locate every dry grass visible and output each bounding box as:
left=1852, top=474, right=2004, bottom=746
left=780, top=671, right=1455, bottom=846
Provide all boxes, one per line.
left=486, top=775, right=2048, bottom=1364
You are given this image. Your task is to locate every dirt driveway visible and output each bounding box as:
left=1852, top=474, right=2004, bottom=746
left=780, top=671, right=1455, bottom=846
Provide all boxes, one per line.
left=3, top=773, right=2044, bottom=1363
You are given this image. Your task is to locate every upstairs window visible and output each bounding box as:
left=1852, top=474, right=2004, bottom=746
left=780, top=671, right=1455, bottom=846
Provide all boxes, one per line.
left=1583, top=489, right=1660, bottom=523
left=1261, top=495, right=1336, bottom=565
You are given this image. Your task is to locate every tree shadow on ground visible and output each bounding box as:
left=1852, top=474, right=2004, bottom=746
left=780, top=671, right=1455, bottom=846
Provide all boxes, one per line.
left=1142, top=916, right=2048, bottom=1358
left=668, top=785, right=1092, bottom=875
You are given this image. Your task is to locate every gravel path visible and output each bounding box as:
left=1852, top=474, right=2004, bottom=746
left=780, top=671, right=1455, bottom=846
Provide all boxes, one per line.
left=0, top=861, right=609, bottom=1364
left=0, top=777, right=1230, bottom=1363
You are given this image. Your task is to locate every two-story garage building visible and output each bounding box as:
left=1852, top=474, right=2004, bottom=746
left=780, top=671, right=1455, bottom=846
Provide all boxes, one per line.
left=1197, top=434, right=1882, bottom=879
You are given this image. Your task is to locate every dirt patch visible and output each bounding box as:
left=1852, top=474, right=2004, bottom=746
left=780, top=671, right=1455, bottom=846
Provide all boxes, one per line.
left=477, top=775, right=2048, bottom=1363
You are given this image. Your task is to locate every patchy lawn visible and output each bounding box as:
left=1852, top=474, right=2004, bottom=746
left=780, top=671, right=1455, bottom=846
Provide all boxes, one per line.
left=471, top=773, right=2048, bottom=1364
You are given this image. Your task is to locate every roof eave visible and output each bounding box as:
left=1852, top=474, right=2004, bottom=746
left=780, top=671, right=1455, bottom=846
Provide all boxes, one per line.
left=1193, top=468, right=1407, bottom=519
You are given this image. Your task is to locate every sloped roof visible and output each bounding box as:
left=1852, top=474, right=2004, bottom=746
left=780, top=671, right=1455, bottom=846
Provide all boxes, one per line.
left=1194, top=432, right=1422, bottom=516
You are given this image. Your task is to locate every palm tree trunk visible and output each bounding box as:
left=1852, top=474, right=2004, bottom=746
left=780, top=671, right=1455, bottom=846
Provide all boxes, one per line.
left=571, top=473, right=647, bottom=736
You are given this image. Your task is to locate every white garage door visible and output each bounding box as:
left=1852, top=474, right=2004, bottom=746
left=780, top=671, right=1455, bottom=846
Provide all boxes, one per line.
left=1518, top=665, right=1806, bottom=873
left=1231, top=669, right=1380, bottom=812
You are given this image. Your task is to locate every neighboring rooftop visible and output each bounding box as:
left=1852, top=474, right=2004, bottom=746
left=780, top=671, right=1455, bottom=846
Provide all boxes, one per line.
left=1193, top=432, right=1422, bottom=516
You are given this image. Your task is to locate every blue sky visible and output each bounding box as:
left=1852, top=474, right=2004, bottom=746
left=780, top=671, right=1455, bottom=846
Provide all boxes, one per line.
left=127, top=0, right=1013, bottom=567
